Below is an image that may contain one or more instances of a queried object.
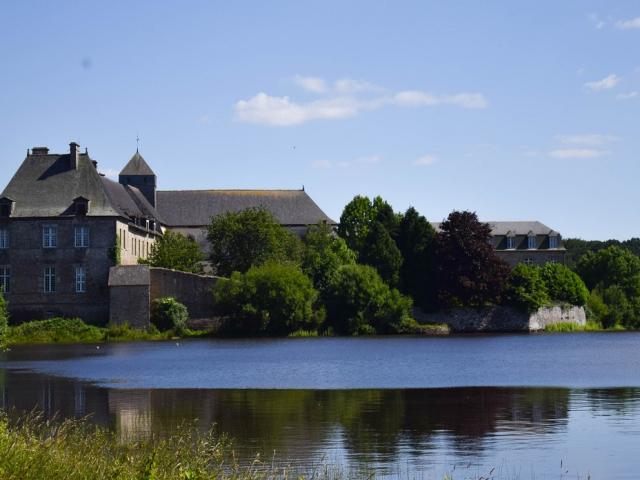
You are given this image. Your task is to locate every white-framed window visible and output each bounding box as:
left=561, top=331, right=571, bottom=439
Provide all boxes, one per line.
left=43, top=226, right=57, bottom=248
left=506, top=236, right=516, bottom=249
left=0, top=228, right=8, bottom=249
left=523, top=258, right=534, bottom=266
left=527, top=235, right=537, bottom=249
left=0, top=266, right=10, bottom=293
left=74, top=226, right=90, bottom=248
left=44, top=266, right=56, bottom=293
left=549, top=235, right=559, bottom=249
left=75, top=265, right=86, bottom=293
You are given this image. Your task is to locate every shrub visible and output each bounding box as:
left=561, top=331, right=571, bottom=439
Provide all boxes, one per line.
left=151, top=297, right=189, bottom=334
left=6, top=318, right=104, bottom=345
left=141, top=231, right=204, bottom=273
left=0, top=292, right=7, bottom=346
left=503, top=264, right=549, bottom=312
left=585, top=289, right=608, bottom=325
left=323, top=264, right=413, bottom=335
left=213, top=262, right=320, bottom=336
left=539, top=263, right=589, bottom=306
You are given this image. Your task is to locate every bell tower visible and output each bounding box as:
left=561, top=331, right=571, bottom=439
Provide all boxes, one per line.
left=118, top=150, right=157, bottom=207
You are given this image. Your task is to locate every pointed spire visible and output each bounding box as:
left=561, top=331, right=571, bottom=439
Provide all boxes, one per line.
left=119, top=150, right=155, bottom=177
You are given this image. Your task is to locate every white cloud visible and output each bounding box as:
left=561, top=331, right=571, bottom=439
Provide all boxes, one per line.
left=617, top=91, right=639, bottom=100
left=293, top=75, right=328, bottom=93
left=311, top=159, right=332, bottom=169
left=235, top=82, right=488, bottom=126
left=310, top=155, right=382, bottom=169
left=334, top=78, right=384, bottom=94
left=413, top=154, right=438, bottom=166
left=354, top=155, right=382, bottom=164
left=549, top=149, right=609, bottom=159
left=555, top=134, right=619, bottom=146
left=584, top=74, right=621, bottom=91
left=588, top=13, right=606, bottom=29
left=392, top=91, right=488, bottom=109
left=615, top=17, right=640, bottom=29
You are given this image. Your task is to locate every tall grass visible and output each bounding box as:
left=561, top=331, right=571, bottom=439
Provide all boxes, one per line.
left=544, top=321, right=623, bottom=332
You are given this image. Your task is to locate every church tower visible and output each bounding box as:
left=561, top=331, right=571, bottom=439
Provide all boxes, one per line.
left=119, top=150, right=157, bottom=207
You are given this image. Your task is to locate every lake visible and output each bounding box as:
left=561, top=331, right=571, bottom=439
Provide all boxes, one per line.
left=2, top=334, right=640, bottom=479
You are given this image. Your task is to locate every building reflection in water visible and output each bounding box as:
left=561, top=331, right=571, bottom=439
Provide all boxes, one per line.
left=1, top=368, right=639, bottom=468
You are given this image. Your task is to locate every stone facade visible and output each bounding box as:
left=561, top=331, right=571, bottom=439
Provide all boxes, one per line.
left=495, top=249, right=566, bottom=267
left=414, top=305, right=586, bottom=332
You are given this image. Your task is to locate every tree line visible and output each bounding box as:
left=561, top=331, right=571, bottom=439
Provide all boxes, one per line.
left=138, top=195, right=640, bottom=334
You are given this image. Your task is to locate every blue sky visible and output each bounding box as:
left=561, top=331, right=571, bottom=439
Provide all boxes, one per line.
left=1, top=1, right=639, bottom=240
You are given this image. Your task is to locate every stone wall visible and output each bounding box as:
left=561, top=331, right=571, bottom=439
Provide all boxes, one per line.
left=108, top=265, right=220, bottom=329
left=414, top=305, right=586, bottom=332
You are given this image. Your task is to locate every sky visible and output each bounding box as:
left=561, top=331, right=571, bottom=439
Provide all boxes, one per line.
left=0, top=1, right=638, bottom=241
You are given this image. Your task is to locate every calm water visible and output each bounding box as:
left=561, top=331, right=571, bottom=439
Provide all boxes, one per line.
left=2, top=334, right=640, bottom=479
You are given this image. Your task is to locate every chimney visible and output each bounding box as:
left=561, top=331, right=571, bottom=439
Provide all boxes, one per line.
left=69, top=142, right=80, bottom=169
left=31, top=147, right=49, bottom=155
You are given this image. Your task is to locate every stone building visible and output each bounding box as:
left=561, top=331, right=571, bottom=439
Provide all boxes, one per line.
left=432, top=220, right=566, bottom=266
left=0, top=142, right=335, bottom=324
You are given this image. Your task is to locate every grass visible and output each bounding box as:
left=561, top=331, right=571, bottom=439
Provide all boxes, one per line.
left=544, top=321, right=626, bottom=332
left=4, top=318, right=203, bottom=346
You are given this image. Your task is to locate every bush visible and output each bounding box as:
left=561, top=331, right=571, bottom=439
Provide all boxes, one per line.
left=213, top=262, right=320, bottom=336
left=539, top=263, right=589, bottom=306
left=6, top=318, right=104, bottom=345
left=503, top=264, right=549, bottom=312
left=586, top=289, right=608, bottom=325
left=323, top=264, right=413, bottom=335
left=141, top=231, right=204, bottom=273
left=0, top=292, right=7, bottom=346
left=151, top=297, right=189, bottom=334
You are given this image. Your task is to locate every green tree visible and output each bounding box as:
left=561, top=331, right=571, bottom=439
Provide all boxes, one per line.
left=503, top=264, right=550, bottom=312
left=207, top=208, right=303, bottom=276
left=576, top=246, right=640, bottom=298
left=359, top=221, right=403, bottom=286
left=213, top=262, right=319, bottom=335
left=435, top=211, right=509, bottom=307
left=150, top=297, right=189, bottom=334
left=141, top=231, right=204, bottom=273
left=323, top=264, right=413, bottom=335
left=539, top=263, right=589, bottom=306
left=396, top=207, right=437, bottom=310
left=302, top=223, right=356, bottom=294
left=600, top=285, right=633, bottom=328
left=372, top=196, right=400, bottom=240
left=338, top=195, right=377, bottom=254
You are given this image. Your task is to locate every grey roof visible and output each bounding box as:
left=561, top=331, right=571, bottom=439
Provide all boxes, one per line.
left=100, top=177, right=147, bottom=219
left=156, top=189, right=336, bottom=227
left=120, top=151, right=155, bottom=177
left=431, top=221, right=559, bottom=236
left=1, top=153, right=122, bottom=217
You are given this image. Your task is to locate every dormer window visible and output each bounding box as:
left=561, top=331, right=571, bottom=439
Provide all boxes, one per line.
left=549, top=234, right=559, bottom=249
left=527, top=233, right=537, bottom=249
left=506, top=234, right=516, bottom=250
left=73, top=197, right=90, bottom=216
left=0, top=197, right=14, bottom=218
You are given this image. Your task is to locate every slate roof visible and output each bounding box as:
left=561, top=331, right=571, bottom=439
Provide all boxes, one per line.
left=431, top=221, right=559, bottom=236
left=1, top=151, right=161, bottom=222
left=156, top=189, right=336, bottom=227
left=120, top=151, right=155, bottom=177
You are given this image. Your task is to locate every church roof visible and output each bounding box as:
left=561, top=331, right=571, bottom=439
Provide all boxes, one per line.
left=156, top=189, right=336, bottom=227
left=120, top=150, right=155, bottom=177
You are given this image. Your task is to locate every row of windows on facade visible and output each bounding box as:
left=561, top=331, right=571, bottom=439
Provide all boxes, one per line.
left=118, top=228, right=151, bottom=258
left=0, top=265, right=86, bottom=294
left=505, top=235, right=560, bottom=250
left=0, top=226, right=90, bottom=249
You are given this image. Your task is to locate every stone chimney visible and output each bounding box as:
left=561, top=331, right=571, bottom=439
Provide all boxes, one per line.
left=31, top=147, right=49, bottom=155
left=69, top=142, right=80, bottom=169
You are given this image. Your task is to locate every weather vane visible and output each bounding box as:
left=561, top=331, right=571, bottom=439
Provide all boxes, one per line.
left=136, top=134, right=140, bottom=152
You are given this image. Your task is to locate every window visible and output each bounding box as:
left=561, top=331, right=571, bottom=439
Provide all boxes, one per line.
left=0, top=228, right=8, bottom=249
left=527, top=235, right=537, bottom=249
left=44, top=266, right=56, bottom=293
left=75, top=265, right=86, bottom=293
left=0, top=199, right=13, bottom=218
left=523, top=258, right=534, bottom=266
left=549, top=235, right=559, bottom=249
left=74, top=227, right=90, bottom=248
left=0, top=266, right=10, bottom=293
left=506, top=236, right=516, bottom=249
left=43, top=226, right=57, bottom=248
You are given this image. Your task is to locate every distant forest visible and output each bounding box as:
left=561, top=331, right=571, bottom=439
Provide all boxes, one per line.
left=564, top=238, right=640, bottom=268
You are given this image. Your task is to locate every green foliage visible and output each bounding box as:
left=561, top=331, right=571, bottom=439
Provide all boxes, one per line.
left=213, top=262, right=320, bottom=336
left=301, top=223, right=356, bottom=294
left=544, top=321, right=606, bottom=332
left=503, top=264, right=550, bottom=312
left=564, top=237, right=640, bottom=268
left=141, top=231, right=204, bottom=273
left=396, top=207, right=437, bottom=310
left=151, top=297, right=189, bottom=334
left=359, top=221, right=403, bottom=286
left=586, top=289, right=608, bottom=324
left=0, top=292, right=8, bottom=347
left=323, top=264, right=413, bottom=335
left=435, top=211, right=509, bottom=307
left=337, top=195, right=378, bottom=254
left=539, top=263, right=589, bottom=306
left=108, top=234, right=121, bottom=266
left=6, top=318, right=104, bottom=345
left=576, top=246, right=640, bottom=297
left=207, top=208, right=302, bottom=276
